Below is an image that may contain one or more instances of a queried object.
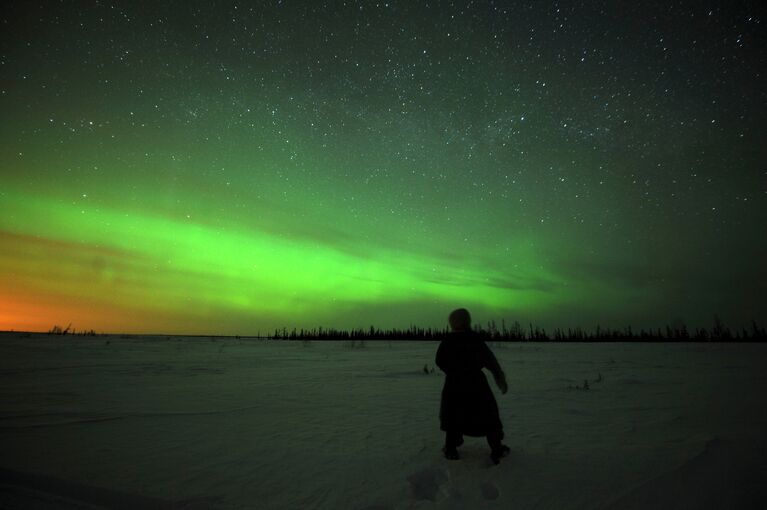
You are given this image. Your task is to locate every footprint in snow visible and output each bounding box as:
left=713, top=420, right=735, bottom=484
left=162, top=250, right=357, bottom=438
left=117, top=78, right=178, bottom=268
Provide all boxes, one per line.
left=481, top=481, right=499, bottom=500
left=406, top=467, right=448, bottom=501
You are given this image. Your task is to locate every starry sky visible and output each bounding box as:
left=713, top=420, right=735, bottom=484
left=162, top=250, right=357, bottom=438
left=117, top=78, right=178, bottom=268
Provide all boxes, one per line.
left=1, top=1, right=765, bottom=335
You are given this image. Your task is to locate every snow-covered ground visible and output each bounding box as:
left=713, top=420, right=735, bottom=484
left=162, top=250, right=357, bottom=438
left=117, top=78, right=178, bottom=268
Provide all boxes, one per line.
left=1, top=333, right=765, bottom=509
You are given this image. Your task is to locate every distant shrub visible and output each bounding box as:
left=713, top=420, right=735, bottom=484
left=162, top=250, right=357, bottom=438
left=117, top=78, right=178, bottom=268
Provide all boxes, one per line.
left=47, top=324, right=96, bottom=336
left=48, top=323, right=71, bottom=335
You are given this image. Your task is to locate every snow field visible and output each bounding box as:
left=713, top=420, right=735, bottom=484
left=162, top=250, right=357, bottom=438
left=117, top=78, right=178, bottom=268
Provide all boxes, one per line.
left=1, top=334, right=765, bottom=509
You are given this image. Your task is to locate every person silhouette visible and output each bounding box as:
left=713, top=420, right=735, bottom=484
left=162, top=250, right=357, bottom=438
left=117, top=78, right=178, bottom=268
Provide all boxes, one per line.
left=436, top=308, right=510, bottom=464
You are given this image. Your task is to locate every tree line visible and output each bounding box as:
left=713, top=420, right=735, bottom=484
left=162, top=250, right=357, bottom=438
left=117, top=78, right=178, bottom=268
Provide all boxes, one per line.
left=270, top=317, right=766, bottom=342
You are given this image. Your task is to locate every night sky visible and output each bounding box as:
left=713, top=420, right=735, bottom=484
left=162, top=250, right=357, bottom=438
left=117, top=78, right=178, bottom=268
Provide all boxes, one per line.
left=1, top=1, right=765, bottom=335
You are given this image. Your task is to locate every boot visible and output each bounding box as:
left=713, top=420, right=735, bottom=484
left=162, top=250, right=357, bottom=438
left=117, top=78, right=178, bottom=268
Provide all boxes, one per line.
left=443, top=446, right=460, bottom=460
left=490, top=444, right=510, bottom=465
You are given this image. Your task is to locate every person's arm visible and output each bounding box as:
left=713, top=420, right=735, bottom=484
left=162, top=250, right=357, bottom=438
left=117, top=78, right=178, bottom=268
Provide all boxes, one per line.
left=435, top=341, right=451, bottom=374
left=481, top=342, right=508, bottom=394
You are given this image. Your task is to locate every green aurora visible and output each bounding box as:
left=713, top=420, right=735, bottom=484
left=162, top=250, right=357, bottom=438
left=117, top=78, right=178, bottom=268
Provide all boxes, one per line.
left=1, top=2, right=765, bottom=334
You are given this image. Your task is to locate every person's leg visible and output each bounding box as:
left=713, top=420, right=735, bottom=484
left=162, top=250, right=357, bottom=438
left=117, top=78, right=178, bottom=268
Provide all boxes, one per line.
left=443, top=431, right=463, bottom=459
left=486, top=429, right=503, bottom=451
left=446, top=431, right=464, bottom=448
left=487, top=430, right=510, bottom=464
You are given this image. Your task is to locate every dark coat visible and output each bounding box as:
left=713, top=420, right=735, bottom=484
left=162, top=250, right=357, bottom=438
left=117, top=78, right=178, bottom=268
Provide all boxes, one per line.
left=436, top=333, right=504, bottom=436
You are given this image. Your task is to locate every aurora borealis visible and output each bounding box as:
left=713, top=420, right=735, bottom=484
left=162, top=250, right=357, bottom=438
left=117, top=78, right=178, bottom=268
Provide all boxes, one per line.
left=1, top=2, right=765, bottom=335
